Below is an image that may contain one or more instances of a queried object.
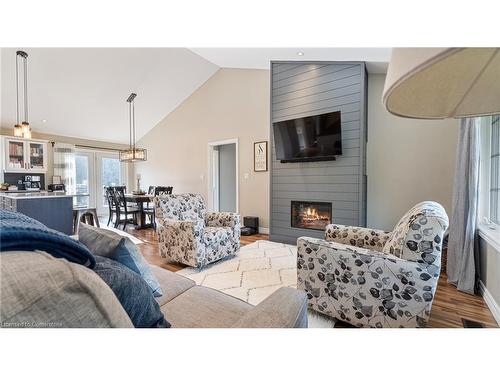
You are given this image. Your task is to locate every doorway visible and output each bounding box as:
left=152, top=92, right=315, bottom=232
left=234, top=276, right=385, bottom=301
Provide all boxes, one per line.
left=208, top=139, right=238, bottom=212
left=75, top=149, right=127, bottom=214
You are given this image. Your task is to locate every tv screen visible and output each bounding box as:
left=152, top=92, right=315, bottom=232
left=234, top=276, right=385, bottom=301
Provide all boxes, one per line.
left=273, top=111, right=342, bottom=162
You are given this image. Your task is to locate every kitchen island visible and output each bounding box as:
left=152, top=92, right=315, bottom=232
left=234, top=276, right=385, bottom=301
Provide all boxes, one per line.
left=0, top=192, right=75, bottom=234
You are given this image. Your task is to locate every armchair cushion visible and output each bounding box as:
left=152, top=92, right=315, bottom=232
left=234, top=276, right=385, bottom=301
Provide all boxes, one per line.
left=325, top=224, right=390, bottom=252
left=203, top=226, right=232, bottom=245
left=205, top=211, right=242, bottom=246
left=382, top=201, right=449, bottom=262
left=203, top=226, right=240, bottom=265
left=157, top=218, right=205, bottom=267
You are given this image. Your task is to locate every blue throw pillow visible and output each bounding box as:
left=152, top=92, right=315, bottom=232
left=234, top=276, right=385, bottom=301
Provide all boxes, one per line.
left=93, top=255, right=169, bottom=328
left=113, top=237, right=163, bottom=297
left=78, top=224, right=162, bottom=297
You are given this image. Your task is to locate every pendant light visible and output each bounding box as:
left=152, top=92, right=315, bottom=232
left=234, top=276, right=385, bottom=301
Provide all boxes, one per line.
left=119, top=93, right=147, bottom=162
left=14, top=50, right=32, bottom=139
left=383, top=48, right=500, bottom=119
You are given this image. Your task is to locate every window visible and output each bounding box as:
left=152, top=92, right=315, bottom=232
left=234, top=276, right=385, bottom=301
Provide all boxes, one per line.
left=75, top=153, right=91, bottom=207
left=490, top=115, right=500, bottom=224
left=100, top=156, right=123, bottom=209
left=74, top=148, right=127, bottom=214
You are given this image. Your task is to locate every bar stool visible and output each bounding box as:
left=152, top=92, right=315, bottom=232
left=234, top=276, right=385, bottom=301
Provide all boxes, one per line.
left=73, top=207, right=100, bottom=234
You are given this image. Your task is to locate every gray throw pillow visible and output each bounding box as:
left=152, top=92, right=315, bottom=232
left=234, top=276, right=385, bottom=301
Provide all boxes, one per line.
left=78, top=224, right=122, bottom=258
left=78, top=224, right=163, bottom=297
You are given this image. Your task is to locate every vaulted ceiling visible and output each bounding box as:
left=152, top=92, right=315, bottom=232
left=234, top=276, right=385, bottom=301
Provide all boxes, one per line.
left=0, top=48, right=391, bottom=143
left=0, top=48, right=219, bottom=143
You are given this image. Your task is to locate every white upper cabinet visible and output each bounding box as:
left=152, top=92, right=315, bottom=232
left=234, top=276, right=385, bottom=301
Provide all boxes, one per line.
left=27, top=141, right=47, bottom=171
left=2, top=136, right=48, bottom=173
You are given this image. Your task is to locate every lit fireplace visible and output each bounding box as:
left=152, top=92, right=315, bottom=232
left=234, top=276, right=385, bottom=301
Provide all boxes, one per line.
left=291, top=201, right=332, bottom=231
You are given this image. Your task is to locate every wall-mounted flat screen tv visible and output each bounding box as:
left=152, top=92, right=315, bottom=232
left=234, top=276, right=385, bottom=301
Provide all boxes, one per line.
left=273, top=111, right=342, bottom=163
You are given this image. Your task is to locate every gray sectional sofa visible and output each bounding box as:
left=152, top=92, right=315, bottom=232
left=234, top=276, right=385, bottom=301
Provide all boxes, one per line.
left=1, top=250, right=308, bottom=328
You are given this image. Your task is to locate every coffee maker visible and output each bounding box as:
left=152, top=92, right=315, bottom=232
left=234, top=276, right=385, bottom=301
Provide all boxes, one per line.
left=48, top=183, right=66, bottom=192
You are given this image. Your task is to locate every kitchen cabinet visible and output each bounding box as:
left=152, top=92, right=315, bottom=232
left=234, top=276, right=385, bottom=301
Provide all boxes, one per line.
left=2, top=136, right=48, bottom=173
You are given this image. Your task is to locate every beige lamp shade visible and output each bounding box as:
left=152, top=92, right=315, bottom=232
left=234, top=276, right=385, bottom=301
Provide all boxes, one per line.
left=383, top=48, right=500, bottom=119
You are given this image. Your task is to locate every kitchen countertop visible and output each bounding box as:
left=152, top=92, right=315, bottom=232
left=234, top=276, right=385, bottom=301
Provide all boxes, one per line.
left=0, top=191, right=75, bottom=200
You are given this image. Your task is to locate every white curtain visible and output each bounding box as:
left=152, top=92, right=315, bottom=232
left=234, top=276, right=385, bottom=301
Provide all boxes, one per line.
left=53, top=142, right=76, bottom=194
left=447, top=117, right=480, bottom=294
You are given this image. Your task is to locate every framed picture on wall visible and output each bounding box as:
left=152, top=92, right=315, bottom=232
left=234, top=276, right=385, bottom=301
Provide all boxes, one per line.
left=254, top=141, right=268, bottom=172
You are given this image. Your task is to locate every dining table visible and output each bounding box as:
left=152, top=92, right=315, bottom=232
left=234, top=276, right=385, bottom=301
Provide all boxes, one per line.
left=124, top=193, right=154, bottom=229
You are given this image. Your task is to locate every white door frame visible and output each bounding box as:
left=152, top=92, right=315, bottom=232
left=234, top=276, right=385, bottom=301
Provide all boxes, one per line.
left=211, top=147, right=220, bottom=211
left=207, top=138, right=239, bottom=212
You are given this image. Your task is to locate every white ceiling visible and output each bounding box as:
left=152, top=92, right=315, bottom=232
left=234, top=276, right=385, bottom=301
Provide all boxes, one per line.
left=0, top=48, right=391, bottom=143
left=190, top=48, right=391, bottom=73
left=0, top=48, right=219, bottom=143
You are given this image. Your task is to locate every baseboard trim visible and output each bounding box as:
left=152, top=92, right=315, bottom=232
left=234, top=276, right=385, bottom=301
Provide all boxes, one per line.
left=479, top=281, right=500, bottom=326
left=258, top=227, right=269, bottom=234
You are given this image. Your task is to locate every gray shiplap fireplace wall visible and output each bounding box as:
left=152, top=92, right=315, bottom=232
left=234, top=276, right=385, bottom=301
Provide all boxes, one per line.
left=270, top=61, right=368, bottom=244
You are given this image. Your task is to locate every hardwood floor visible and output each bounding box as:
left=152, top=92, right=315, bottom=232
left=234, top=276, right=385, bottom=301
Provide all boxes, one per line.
left=122, top=225, right=497, bottom=328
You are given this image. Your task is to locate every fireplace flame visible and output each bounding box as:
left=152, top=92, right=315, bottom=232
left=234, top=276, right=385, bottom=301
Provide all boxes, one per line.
left=302, top=207, right=329, bottom=222
left=292, top=201, right=332, bottom=230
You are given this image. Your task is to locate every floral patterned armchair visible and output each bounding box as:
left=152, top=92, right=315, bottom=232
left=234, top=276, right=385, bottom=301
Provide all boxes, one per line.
left=297, top=201, right=449, bottom=328
left=153, top=193, right=241, bottom=268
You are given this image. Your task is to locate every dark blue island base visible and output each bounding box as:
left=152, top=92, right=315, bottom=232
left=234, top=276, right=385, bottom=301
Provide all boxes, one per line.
left=0, top=193, right=74, bottom=235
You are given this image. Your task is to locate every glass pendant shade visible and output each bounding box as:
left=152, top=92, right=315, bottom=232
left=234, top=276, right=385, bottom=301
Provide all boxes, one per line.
left=14, top=124, right=24, bottom=137
left=21, top=122, right=31, bottom=139
left=119, top=148, right=147, bottom=162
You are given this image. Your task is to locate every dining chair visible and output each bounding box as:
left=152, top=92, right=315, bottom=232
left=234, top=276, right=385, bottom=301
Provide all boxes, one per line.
left=143, top=187, right=159, bottom=229
left=112, top=187, right=139, bottom=230
left=142, top=186, right=172, bottom=230
left=143, top=205, right=155, bottom=230
left=104, top=186, right=118, bottom=226
left=115, top=185, right=139, bottom=208
left=114, top=185, right=127, bottom=194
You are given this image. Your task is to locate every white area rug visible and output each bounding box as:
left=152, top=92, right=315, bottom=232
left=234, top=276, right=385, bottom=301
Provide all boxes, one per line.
left=176, top=240, right=336, bottom=328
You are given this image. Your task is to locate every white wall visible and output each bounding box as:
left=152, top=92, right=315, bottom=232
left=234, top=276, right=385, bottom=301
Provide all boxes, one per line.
left=366, top=74, right=459, bottom=230
left=134, top=68, right=270, bottom=227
